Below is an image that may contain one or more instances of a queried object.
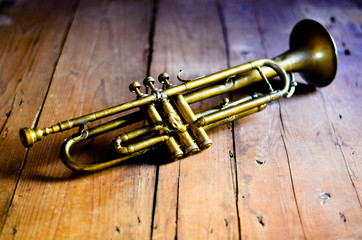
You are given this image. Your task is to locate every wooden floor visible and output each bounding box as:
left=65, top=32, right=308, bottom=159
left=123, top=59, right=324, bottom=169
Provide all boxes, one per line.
left=0, top=0, right=361, bottom=239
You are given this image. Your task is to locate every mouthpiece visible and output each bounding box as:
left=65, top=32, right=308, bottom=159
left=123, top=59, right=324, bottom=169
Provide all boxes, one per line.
left=19, top=127, right=43, bottom=148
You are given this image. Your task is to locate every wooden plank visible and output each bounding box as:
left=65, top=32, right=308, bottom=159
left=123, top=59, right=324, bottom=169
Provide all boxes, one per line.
left=0, top=0, right=157, bottom=239
left=0, top=0, right=77, bottom=231
left=285, top=0, right=362, bottom=237
left=150, top=0, right=239, bottom=239
left=293, top=0, right=362, bottom=202
left=221, top=0, right=305, bottom=238
left=237, top=0, right=362, bottom=238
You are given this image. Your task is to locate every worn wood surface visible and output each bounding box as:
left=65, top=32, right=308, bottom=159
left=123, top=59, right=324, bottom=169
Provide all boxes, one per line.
left=0, top=0, right=361, bottom=239
left=0, top=0, right=77, bottom=230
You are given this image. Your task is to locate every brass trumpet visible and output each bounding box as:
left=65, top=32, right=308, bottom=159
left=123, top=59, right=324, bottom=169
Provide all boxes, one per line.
left=19, top=19, right=338, bottom=172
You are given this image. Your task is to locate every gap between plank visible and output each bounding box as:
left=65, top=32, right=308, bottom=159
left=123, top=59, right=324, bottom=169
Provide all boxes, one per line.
left=0, top=27, right=42, bottom=133
left=147, top=0, right=160, bottom=239
left=30, top=0, right=80, bottom=131
left=0, top=90, right=17, bottom=135
left=0, top=96, right=15, bottom=140
left=146, top=0, right=160, bottom=78
left=278, top=103, right=307, bottom=238
left=216, top=1, right=242, bottom=239
left=174, top=160, right=181, bottom=240
left=318, top=90, right=362, bottom=207
left=150, top=165, right=160, bottom=239
left=0, top=0, right=80, bottom=236
left=216, top=1, right=230, bottom=69
left=252, top=1, right=307, bottom=237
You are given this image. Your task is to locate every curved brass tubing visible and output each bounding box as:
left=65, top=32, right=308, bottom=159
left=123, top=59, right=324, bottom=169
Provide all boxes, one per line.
left=19, top=19, right=338, bottom=172
left=61, top=131, right=169, bottom=172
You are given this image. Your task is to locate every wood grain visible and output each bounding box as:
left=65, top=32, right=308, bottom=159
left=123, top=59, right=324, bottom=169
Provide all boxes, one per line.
left=283, top=0, right=362, bottom=237
left=245, top=0, right=361, bottom=238
left=0, top=0, right=77, bottom=231
left=222, top=0, right=305, bottom=238
left=0, top=0, right=361, bottom=239
left=150, top=0, right=239, bottom=239
left=293, top=0, right=362, bottom=203
left=1, top=0, right=157, bottom=239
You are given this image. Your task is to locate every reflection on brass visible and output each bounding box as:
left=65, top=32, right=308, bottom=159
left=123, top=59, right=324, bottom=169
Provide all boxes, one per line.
left=19, top=20, right=338, bottom=172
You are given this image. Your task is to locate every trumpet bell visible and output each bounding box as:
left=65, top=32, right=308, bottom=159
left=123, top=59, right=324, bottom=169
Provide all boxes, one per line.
left=289, top=19, right=338, bottom=87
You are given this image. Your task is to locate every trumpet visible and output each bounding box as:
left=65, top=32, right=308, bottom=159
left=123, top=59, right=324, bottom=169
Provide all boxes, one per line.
left=19, top=19, right=338, bottom=172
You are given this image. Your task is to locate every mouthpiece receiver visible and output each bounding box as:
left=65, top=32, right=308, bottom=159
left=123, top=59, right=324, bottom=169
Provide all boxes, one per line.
left=19, top=127, right=43, bottom=148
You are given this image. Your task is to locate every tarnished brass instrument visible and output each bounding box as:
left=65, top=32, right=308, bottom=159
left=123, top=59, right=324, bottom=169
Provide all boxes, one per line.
left=19, top=19, right=338, bottom=172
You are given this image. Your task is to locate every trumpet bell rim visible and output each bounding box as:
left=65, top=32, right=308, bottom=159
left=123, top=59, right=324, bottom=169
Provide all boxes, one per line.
left=290, top=19, right=338, bottom=87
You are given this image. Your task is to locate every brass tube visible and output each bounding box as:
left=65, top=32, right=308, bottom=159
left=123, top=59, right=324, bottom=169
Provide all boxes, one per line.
left=114, top=135, right=169, bottom=155
left=113, top=125, right=162, bottom=155
left=159, top=99, right=199, bottom=155
left=203, top=104, right=267, bottom=131
left=184, top=59, right=288, bottom=104
left=194, top=94, right=257, bottom=119
left=143, top=99, right=183, bottom=159
left=60, top=95, right=156, bottom=131
left=172, top=94, right=212, bottom=150
left=195, top=95, right=272, bottom=127
left=80, top=111, right=143, bottom=138
left=61, top=134, right=166, bottom=172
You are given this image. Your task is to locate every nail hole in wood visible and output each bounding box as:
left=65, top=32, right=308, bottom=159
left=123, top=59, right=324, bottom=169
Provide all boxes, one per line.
left=224, top=219, right=228, bottom=227
left=339, top=212, right=347, bottom=222
left=257, top=215, right=265, bottom=227
left=320, top=192, right=331, bottom=205
left=255, top=159, right=266, bottom=165
left=12, top=225, right=17, bottom=235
